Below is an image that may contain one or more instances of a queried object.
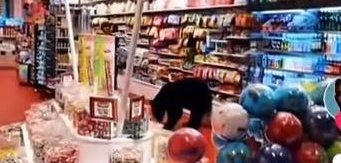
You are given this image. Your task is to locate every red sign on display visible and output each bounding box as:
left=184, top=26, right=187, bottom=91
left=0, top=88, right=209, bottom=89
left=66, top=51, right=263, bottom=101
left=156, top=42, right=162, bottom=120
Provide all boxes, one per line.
left=89, top=97, right=118, bottom=121
left=128, top=94, right=145, bottom=122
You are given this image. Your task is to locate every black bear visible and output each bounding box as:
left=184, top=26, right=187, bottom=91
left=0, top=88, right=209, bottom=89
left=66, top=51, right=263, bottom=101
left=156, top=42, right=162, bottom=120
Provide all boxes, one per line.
left=151, top=78, right=212, bottom=130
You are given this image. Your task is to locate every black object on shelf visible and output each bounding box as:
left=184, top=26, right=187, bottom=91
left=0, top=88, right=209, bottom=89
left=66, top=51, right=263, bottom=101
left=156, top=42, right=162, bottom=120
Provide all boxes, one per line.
left=33, top=17, right=56, bottom=89
left=248, top=0, right=341, bottom=12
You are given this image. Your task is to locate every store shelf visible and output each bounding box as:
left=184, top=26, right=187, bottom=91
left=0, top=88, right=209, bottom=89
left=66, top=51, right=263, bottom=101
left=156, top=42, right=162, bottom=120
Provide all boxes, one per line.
left=90, top=3, right=246, bottom=18
left=195, top=61, right=247, bottom=71
left=210, top=51, right=248, bottom=58
left=21, top=124, right=34, bottom=163
left=210, top=88, right=240, bottom=97
left=249, top=0, right=341, bottom=12
left=79, top=0, right=107, bottom=5
left=168, top=67, right=193, bottom=74
left=149, top=50, right=186, bottom=58
left=262, top=49, right=327, bottom=57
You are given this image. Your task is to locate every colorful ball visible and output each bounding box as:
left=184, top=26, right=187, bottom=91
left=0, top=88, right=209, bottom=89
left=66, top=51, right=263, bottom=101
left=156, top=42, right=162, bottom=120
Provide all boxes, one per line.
left=296, top=142, right=328, bottom=163
left=326, top=140, right=341, bottom=161
left=305, top=109, right=338, bottom=146
left=301, top=80, right=330, bottom=106
left=168, top=128, right=206, bottom=163
left=239, top=84, right=275, bottom=119
left=217, top=142, right=252, bottom=163
left=212, top=133, right=229, bottom=148
left=266, top=112, right=303, bottom=146
left=211, top=102, right=249, bottom=140
left=273, top=87, right=309, bottom=117
left=258, top=144, right=293, bottom=163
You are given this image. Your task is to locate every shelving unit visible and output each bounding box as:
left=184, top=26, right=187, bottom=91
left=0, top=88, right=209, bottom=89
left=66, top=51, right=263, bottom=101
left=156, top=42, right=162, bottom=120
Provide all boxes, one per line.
left=85, top=1, right=254, bottom=102
left=250, top=7, right=341, bottom=88
left=90, top=4, right=246, bottom=18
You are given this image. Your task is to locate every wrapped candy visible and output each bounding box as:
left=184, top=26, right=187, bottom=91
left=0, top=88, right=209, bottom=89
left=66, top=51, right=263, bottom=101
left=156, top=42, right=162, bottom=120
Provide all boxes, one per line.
left=2, top=157, right=23, bottom=163
left=110, top=147, right=142, bottom=163
left=44, top=141, right=78, bottom=163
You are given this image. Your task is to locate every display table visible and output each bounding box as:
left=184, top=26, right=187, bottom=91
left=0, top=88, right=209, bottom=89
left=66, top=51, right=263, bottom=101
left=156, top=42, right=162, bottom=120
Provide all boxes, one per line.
left=51, top=100, right=154, bottom=163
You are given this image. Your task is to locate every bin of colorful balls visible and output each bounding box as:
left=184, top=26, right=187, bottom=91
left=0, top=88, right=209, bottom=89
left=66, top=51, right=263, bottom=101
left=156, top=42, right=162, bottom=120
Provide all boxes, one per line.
left=211, top=83, right=341, bottom=163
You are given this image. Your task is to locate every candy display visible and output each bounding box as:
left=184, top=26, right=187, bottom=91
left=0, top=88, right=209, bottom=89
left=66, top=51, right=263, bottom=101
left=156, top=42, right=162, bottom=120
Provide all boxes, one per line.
left=168, top=128, right=206, bottom=163
left=210, top=83, right=341, bottom=163
left=24, top=101, right=78, bottom=163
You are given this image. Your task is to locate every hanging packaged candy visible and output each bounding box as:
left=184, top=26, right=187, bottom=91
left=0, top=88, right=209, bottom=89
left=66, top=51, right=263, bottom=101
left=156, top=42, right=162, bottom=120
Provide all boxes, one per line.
left=94, top=35, right=116, bottom=96
left=209, top=15, right=219, bottom=28
left=181, top=14, right=188, bottom=24
left=78, top=34, right=95, bottom=87
left=153, top=16, right=164, bottom=26
left=202, top=16, right=210, bottom=28
left=223, top=13, right=235, bottom=27
left=167, top=15, right=181, bottom=25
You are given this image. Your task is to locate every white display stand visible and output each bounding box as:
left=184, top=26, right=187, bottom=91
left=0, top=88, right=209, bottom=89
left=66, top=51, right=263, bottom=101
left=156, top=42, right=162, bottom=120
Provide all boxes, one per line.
left=52, top=100, right=153, bottom=163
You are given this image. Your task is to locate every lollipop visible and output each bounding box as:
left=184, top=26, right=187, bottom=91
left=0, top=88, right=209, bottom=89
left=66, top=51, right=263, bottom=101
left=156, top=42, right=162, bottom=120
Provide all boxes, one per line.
left=217, top=142, right=252, bottom=163
left=266, top=112, right=303, bottom=146
left=211, top=102, right=249, bottom=140
left=239, top=84, right=275, bottom=119
left=297, top=142, right=328, bottom=163
left=258, top=144, right=293, bottom=163
left=168, top=128, right=206, bottom=163
left=305, top=108, right=338, bottom=146
left=273, top=87, right=309, bottom=117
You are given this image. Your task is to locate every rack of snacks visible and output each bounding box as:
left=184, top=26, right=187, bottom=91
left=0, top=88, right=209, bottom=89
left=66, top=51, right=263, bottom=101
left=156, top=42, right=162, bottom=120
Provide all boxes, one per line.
left=250, top=7, right=341, bottom=89
left=89, top=0, right=252, bottom=103
left=50, top=1, right=74, bottom=74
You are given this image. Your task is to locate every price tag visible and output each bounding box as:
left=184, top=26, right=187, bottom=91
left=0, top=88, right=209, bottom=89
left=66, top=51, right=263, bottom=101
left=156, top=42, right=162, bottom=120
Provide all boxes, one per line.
left=128, top=95, right=145, bottom=121
left=90, top=97, right=118, bottom=121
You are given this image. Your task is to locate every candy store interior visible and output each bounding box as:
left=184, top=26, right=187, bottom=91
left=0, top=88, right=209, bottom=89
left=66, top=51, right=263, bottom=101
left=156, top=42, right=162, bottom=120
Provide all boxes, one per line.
left=2, top=0, right=341, bottom=162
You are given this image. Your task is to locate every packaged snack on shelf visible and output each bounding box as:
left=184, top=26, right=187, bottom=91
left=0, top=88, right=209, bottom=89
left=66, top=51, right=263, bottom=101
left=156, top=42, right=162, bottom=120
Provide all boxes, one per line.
left=110, top=147, right=143, bottom=163
left=44, top=141, right=78, bottom=163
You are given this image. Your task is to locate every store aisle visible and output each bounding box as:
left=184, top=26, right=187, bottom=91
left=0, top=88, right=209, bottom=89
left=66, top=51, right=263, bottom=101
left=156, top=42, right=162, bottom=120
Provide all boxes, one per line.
left=0, top=69, right=41, bottom=125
